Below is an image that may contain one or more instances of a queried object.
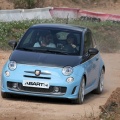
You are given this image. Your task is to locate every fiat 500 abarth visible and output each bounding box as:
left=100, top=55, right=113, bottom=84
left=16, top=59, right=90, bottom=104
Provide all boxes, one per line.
left=1, top=24, right=105, bottom=104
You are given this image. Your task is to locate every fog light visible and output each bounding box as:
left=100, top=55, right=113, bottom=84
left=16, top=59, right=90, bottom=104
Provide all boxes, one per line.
left=53, top=87, right=60, bottom=93
left=5, top=71, right=10, bottom=77
left=12, top=83, right=18, bottom=89
left=66, top=77, right=74, bottom=83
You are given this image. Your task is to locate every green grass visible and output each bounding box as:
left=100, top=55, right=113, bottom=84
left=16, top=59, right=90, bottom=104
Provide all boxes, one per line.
left=0, top=19, right=120, bottom=52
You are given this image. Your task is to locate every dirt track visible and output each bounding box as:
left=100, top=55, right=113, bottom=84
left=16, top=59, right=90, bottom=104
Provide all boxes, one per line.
left=0, top=51, right=120, bottom=120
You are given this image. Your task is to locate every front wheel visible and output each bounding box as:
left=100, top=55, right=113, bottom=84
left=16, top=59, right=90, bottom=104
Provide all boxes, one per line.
left=1, top=92, right=12, bottom=98
left=72, top=77, right=85, bottom=104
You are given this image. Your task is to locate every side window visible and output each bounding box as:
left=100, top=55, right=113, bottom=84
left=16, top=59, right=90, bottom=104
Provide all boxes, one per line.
left=84, top=31, right=93, bottom=54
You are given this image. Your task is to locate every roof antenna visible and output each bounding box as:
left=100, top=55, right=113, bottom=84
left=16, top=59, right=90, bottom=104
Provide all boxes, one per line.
left=66, top=13, right=69, bottom=24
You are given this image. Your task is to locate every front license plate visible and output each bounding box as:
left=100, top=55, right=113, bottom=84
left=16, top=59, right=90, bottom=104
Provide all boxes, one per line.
left=23, top=80, right=49, bottom=89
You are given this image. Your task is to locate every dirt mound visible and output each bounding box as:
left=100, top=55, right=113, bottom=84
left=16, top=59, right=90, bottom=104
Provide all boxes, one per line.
left=0, top=0, right=14, bottom=10
left=100, top=88, right=120, bottom=120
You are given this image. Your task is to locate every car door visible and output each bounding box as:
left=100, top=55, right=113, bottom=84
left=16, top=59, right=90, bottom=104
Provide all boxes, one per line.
left=82, top=30, right=99, bottom=89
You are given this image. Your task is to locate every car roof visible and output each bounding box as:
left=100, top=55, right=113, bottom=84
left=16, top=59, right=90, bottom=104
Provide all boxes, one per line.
left=31, top=23, right=88, bottom=32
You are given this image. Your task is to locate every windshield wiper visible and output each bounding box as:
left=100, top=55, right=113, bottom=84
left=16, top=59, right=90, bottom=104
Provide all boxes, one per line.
left=47, top=49, right=79, bottom=55
left=17, top=47, right=34, bottom=51
left=42, top=49, right=69, bottom=55
left=17, top=47, right=77, bottom=55
left=17, top=47, right=50, bottom=53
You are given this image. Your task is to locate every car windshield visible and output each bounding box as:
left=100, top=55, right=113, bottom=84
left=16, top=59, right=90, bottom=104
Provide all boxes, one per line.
left=17, top=28, right=82, bottom=56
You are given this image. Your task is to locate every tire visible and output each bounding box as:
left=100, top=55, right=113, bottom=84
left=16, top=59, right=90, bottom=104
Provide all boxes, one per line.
left=1, top=92, right=12, bottom=98
left=94, top=69, right=105, bottom=94
left=72, top=77, right=85, bottom=104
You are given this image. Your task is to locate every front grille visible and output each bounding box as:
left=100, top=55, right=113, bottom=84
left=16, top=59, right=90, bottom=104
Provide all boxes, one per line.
left=7, top=82, right=67, bottom=95
left=23, top=75, right=51, bottom=79
left=24, top=70, right=51, bottom=80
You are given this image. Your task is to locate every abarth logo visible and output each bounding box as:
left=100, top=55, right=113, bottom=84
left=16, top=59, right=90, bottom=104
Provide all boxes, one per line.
left=25, top=82, right=48, bottom=87
left=35, top=70, right=41, bottom=76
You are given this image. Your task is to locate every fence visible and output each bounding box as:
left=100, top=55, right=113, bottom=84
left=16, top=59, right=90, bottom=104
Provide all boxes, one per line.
left=50, top=7, right=120, bottom=22
left=50, top=7, right=79, bottom=19
left=0, top=7, right=52, bottom=22
left=0, top=7, right=120, bottom=22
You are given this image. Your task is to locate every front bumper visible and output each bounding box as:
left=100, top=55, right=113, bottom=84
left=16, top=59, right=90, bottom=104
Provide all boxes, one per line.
left=2, top=80, right=80, bottom=99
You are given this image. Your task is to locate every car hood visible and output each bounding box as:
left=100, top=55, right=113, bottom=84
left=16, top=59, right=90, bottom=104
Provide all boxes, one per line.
left=9, top=50, right=82, bottom=67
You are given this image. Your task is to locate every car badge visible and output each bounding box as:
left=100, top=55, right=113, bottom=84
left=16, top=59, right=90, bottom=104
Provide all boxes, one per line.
left=35, top=70, right=41, bottom=76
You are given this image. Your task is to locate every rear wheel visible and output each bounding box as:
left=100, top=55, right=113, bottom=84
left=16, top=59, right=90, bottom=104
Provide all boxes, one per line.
left=72, top=77, right=85, bottom=104
left=94, top=69, right=105, bottom=94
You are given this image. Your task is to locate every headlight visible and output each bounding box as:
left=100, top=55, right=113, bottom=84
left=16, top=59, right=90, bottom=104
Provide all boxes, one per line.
left=62, top=66, right=73, bottom=76
left=8, top=61, right=17, bottom=70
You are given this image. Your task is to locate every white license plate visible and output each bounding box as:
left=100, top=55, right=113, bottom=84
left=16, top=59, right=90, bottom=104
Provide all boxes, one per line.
left=23, top=80, right=49, bottom=89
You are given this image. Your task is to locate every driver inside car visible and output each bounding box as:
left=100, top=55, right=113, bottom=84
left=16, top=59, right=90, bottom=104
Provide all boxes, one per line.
left=65, top=33, right=78, bottom=53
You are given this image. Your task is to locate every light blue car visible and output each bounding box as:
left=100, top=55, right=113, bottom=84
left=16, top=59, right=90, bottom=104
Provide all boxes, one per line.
left=1, top=24, right=105, bottom=104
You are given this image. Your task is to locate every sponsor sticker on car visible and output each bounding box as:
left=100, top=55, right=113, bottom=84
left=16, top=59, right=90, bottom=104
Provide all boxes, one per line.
left=23, top=80, right=49, bottom=89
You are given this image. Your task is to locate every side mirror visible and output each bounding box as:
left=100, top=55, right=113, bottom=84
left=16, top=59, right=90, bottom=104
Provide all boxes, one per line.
left=88, top=48, right=99, bottom=55
left=8, top=40, right=17, bottom=49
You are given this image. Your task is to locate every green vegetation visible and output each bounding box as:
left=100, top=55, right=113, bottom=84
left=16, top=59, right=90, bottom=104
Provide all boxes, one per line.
left=12, top=0, right=44, bottom=9
left=0, top=19, right=120, bottom=52
left=13, top=0, right=35, bottom=9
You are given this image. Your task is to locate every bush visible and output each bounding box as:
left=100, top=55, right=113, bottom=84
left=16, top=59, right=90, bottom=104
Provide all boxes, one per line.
left=13, top=0, right=35, bottom=9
